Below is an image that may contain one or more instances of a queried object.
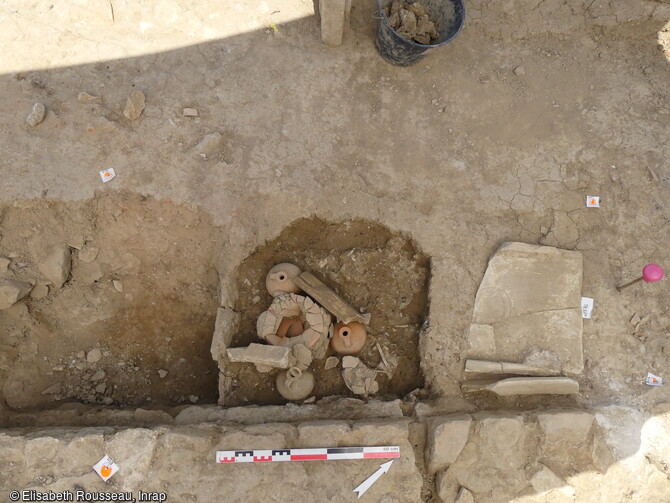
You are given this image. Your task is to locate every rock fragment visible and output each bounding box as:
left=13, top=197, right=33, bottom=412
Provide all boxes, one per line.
left=90, top=370, right=106, bottom=381
left=39, top=245, right=71, bottom=288
left=324, top=356, right=339, bottom=369
left=342, top=356, right=359, bottom=368
left=194, top=132, right=222, bottom=156
left=86, top=348, right=102, bottom=363
left=182, top=108, right=199, bottom=117
left=530, top=464, right=575, bottom=496
left=0, top=256, right=10, bottom=274
left=455, top=487, right=474, bottom=503
left=425, top=416, right=472, bottom=472
left=41, top=382, right=62, bottom=395
left=26, top=103, right=46, bottom=127
left=78, top=243, right=99, bottom=263
left=342, top=360, right=379, bottom=395
left=0, top=280, right=33, bottom=310
left=78, top=92, right=103, bottom=104
left=123, top=90, right=146, bottom=120
left=158, top=369, right=168, bottom=379
left=113, top=280, right=123, bottom=292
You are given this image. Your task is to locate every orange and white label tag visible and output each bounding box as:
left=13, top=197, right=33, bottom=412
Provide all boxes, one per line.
left=586, top=196, right=600, bottom=207
left=93, top=455, right=119, bottom=481
left=646, top=373, right=663, bottom=386
left=99, top=168, right=116, bottom=183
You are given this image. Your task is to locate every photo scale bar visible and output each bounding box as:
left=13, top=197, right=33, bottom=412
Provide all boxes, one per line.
left=216, top=446, right=400, bottom=463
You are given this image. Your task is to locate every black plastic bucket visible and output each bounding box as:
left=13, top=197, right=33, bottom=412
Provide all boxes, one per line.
left=376, top=0, right=465, bottom=66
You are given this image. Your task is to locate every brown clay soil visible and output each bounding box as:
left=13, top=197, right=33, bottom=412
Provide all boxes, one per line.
left=228, top=217, right=430, bottom=406
left=0, top=192, right=221, bottom=409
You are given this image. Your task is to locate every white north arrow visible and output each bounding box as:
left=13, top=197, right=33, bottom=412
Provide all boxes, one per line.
left=352, top=460, right=394, bottom=499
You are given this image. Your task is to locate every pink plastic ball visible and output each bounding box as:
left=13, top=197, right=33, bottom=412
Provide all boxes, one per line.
left=642, top=264, right=664, bottom=283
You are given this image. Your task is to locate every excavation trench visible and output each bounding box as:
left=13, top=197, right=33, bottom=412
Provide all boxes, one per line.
left=218, top=217, right=430, bottom=406
left=0, top=198, right=431, bottom=418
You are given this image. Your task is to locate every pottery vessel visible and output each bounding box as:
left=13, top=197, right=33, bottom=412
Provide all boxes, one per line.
left=265, top=263, right=302, bottom=297
left=276, top=366, right=314, bottom=401
left=330, top=321, right=366, bottom=355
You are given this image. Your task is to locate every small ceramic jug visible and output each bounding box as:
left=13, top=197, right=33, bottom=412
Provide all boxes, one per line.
left=276, top=366, right=314, bottom=401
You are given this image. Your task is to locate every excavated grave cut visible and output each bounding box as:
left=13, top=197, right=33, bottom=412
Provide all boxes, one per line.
left=221, top=217, right=430, bottom=406
left=0, top=192, right=221, bottom=412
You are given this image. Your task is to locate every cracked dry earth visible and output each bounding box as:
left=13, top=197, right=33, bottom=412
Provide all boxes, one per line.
left=1, top=0, right=670, bottom=502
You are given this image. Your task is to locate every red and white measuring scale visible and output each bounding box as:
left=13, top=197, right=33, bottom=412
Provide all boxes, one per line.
left=216, top=446, right=400, bottom=463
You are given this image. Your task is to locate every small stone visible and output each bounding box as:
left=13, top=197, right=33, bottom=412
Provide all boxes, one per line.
left=123, top=90, right=146, bottom=120
left=182, top=107, right=199, bottom=117
left=113, top=280, right=123, bottom=292
left=455, top=487, right=474, bottom=503
left=102, top=397, right=114, bottom=405
left=194, top=132, right=223, bottom=156
left=303, top=396, right=316, bottom=404
left=30, top=284, right=49, bottom=300
left=86, top=348, right=102, bottom=363
left=90, top=370, right=106, bottom=381
left=78, top=243, right=99, bottom=263
left=39, top=245, right=71, bottom=288
left=513, top=65, right=526, bottom=76
left=41, top=382, right=62, bottom=395
left=189, top=395, right=199, bottom=403
left=95, top=383, right=107, bottom=394
left=342, top=356, right=359, bottom=368
left=324, top=356, right=339, bottom=370
left=26, top=103, right=46, bottom=127
left=76, top=351, right=85, bottom=359
left=0, top=280, right=32, bottom=309
left=0, top=256, right=10, bottom=274
left=431, top=99, right=438, bottom=105
left=158, top=369, right=168, bottom=378
left=630, top=313, right=641, bottom=327
left=78, top=92, right=103, bottom=104
left=255, top=364, right=274, bottom=373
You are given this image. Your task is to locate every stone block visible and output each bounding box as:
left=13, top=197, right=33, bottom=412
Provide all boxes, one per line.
left=530, top=464, right=575, bottom=496
left=297, top=420, right=350, bottom=447
left=226, top=343, right=291, bottom=368
left=210, top=307, right=240, bottom=361
left=477, top=415, right=525, bottom=470
left=425, top=415, right=472, bottom=473
left=537, top=410, right=594, bottom=447
left=468, top=242, right=583, bottom=374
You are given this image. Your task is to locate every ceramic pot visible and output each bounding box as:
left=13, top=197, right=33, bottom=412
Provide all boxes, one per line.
left=265, top=263, right=302, bottom=297
left=330, top=321, right=366, bottom=355
left=276, top=367, right=314, bottom=401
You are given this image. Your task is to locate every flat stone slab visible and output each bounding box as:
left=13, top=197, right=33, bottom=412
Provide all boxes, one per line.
left=226, top=343, right=291, bottom=368
left=467, top=242, right=583, bottom=374
left=462, top=377, right=579, bottom=396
